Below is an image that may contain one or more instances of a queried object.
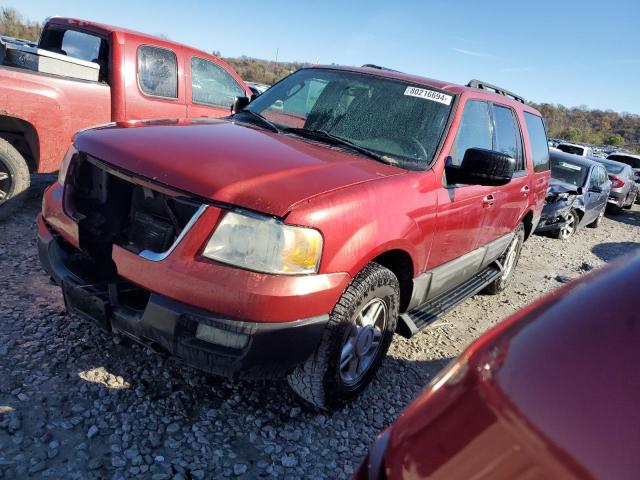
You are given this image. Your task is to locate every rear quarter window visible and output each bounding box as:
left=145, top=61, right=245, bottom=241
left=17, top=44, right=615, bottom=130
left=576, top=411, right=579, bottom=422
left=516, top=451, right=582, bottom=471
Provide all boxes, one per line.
left=137, top=46, right=178, bottom=99
left=524, top=112, right=549, bottom=172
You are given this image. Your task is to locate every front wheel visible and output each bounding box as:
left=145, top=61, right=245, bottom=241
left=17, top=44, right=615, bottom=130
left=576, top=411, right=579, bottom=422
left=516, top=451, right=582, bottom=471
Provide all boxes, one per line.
left=287, top=263, right=399, bottom=410
left=483, top=223, right=524, bottom=295
left=550, top=209, right=578, bottom=240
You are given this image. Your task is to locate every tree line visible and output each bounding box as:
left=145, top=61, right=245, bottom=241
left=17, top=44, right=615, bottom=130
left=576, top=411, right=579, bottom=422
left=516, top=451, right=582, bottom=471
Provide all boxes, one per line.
left=2, top=7, right=638, bottom=153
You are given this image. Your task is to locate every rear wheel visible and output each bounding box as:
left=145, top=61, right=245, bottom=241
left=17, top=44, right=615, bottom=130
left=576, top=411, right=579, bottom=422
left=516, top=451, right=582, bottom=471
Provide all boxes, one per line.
left=287, top=263, right=399, bottom=410
left=483, top=223, right=524, bottom=295
left=623, top=192, right=636, bottom=209
left=587, top=208, right=604, bottom=228
left=0, top=138, right=30, bottom=222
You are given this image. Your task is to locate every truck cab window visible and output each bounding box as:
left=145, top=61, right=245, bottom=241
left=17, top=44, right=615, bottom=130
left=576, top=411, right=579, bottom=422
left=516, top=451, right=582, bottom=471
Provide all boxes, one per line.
left=190, top=57, right=244, bottom=108
left=138, top=46, right=178, bottom=99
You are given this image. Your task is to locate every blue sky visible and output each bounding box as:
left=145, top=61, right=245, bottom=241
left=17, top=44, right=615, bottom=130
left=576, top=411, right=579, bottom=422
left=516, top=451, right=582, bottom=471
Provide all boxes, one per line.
left=7, top=0, right=640, bottom=113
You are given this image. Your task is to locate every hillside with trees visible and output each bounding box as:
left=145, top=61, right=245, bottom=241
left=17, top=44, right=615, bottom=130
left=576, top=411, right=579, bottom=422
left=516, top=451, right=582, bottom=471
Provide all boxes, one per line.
left=1, top=7, right=638, bottom=153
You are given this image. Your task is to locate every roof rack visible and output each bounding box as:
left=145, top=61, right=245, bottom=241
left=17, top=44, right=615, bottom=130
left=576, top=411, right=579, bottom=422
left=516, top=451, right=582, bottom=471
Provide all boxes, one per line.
left=361, top=64, right=400, bottom=73
left=467, top=79, right=525, bottom=104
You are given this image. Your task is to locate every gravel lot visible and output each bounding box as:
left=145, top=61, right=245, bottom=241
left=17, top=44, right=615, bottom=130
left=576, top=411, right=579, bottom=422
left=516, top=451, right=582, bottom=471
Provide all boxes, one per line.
left=1, top=183, right=639, bottom=479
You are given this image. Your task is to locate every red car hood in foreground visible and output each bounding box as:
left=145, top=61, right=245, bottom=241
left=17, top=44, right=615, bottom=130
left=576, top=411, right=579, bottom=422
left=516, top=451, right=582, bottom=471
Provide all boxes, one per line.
left=74, top=119, right=405, bottom=217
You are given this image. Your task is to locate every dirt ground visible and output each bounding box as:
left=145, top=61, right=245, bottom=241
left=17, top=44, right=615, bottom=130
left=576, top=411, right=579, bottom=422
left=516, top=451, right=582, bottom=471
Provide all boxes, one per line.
left=1, top=183, right=639, bottom=479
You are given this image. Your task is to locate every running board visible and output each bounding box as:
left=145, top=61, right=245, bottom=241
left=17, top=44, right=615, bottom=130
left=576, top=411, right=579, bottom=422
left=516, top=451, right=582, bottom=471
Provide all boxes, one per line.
left=397, top=264, right=502, bottom=338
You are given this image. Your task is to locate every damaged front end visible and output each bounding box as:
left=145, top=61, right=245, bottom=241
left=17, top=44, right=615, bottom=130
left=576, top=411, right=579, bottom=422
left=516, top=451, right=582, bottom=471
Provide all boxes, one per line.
left=535, top=184, right=579, bottom=233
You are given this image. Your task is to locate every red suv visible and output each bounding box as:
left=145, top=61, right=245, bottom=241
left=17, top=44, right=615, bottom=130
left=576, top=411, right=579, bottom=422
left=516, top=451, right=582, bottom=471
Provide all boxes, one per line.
left=38, top=66, right=550, bottom=409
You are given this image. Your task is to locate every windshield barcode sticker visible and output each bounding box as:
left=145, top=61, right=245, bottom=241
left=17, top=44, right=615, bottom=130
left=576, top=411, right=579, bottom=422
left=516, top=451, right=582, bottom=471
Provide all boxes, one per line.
left=558, top=161, right=581, bottom=171
left=404, top=87, right=452, bottom=105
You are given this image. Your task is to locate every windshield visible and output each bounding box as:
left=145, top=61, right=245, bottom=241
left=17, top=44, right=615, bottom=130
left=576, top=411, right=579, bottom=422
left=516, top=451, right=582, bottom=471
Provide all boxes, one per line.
left=244, top=68, right=454, bottom=169
left=557, top=144, right=584, bottom=155
left=550, top=157, right=588, bottom=187
left=608, top=155, right=640, bottom=169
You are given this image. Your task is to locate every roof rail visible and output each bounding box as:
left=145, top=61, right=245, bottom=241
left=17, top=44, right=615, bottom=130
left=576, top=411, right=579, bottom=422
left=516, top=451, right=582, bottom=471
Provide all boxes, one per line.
left=361, top=64, right=401, bottom=73
left=467, top=79, right=525, bottom=104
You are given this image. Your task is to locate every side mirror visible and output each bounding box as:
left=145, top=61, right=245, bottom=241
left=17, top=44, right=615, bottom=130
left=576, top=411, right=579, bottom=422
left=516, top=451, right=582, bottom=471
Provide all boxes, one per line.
left=445, top=148, right=515, bottom=186
left=589, top=185, right=603, bottom=193
left=231, top=96, right=250, bottom=114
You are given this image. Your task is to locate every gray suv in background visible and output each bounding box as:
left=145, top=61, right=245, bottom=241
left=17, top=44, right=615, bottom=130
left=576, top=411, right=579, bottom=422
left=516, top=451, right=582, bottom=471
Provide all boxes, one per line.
left=593, top=157, right=638, bottom=213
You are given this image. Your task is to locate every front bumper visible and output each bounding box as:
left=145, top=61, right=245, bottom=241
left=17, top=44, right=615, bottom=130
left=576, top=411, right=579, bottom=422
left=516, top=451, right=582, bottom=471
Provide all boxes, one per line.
left=38, top=217, right=330, bottom=379
left=534, top=203, right=571, bottom=233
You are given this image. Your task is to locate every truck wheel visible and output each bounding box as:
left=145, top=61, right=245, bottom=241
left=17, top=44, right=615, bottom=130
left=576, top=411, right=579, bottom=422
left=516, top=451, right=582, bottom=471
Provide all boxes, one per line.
left=0, top=138, right=30, bottom=222
left=287, top=263, right=399, bottom=410
left=483, top=223, right=524, bottom=295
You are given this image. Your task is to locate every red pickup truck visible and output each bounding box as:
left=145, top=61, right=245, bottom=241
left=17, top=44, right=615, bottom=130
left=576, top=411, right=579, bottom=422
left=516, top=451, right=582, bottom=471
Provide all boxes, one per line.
left=38, top=66, right=550, bottom=409
left=0, top=17, right=251, bottom=219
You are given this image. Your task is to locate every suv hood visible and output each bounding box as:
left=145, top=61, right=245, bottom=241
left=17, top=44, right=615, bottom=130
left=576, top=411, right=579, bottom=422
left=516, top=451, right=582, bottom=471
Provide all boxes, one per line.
left=74, top=119, right=405, bottom=217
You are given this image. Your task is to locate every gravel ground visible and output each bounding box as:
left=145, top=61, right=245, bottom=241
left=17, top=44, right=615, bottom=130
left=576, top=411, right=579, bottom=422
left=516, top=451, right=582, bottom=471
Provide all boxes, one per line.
left=1, top=183, right=639, bottom=479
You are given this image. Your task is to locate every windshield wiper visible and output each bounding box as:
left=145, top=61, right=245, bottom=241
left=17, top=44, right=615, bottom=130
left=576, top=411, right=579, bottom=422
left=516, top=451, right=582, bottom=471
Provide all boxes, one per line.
left=233, top=109, right=280, bottom=133
left=283, top=128, right=395, bottom=165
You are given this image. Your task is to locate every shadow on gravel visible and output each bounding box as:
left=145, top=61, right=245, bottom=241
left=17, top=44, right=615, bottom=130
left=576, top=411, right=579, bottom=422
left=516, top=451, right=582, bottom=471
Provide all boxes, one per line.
left=592, top=242, right=640, bottom=262
left=604, top=208, right=640, bottom=227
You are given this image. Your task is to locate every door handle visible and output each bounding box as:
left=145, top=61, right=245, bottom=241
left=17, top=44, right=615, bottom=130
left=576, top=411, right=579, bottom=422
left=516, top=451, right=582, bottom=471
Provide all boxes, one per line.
left=521, top=185, right=530, bottom=196
left=482, top=194, right=495, bottom=207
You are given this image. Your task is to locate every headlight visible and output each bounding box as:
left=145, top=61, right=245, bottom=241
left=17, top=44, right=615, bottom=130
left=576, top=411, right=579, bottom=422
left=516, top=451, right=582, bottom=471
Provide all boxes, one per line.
left=58, top=144, right=78, bottom=186
left=202, top=211, right=323, bottom=275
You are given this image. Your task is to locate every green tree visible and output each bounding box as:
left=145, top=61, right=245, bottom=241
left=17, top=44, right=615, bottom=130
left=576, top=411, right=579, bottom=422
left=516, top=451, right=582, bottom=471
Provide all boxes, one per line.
left=560, top=126, right=581, bottom=142
left=604, top=133, right=624, bottom=146
left=0, top=8, right=41, bottom=41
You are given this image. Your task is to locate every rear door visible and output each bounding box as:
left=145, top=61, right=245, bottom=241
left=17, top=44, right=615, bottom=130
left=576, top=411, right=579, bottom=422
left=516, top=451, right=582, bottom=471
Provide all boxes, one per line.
left=125, top=42, right=187, bottom=120
left=522, top=112, right=551, bottom=228
left=186, top=55, right=247, bottom=118
left=477, top=103, right=529, bottom=246
left=584, top=166, right=606, bottom=223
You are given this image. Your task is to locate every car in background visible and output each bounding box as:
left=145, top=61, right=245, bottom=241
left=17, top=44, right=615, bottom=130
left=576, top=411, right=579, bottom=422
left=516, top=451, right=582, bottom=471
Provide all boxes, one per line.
left=593, top=157, right=638, bottom=213
left=246, top=81, right=270, bottom=96
left=607, top=152, right=640, bottom=188
left=555, top=142, right=593, bottom=157
left=355, top=251, right=640, bottom=480
left=535, top=151, right=609, bottom=239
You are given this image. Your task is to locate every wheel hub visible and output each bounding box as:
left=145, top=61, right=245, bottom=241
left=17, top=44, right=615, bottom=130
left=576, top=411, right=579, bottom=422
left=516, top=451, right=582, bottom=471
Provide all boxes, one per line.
left=355, top=326, right=374, bottom=356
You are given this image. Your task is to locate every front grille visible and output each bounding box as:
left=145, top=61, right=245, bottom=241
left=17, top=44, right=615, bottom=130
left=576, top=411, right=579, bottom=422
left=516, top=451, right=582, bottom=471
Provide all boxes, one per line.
left=65, top=154, right=202, bottom=259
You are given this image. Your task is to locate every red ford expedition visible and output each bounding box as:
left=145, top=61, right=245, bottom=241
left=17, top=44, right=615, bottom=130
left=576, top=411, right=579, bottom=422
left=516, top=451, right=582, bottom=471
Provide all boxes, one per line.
left=37, top=65, right=550, bottom=409
left=0, top=17, right=251, bottom=219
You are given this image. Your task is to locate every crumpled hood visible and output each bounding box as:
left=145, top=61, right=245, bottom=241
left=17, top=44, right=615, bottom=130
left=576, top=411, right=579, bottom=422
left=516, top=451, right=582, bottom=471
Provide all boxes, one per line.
left=74, top=119, right=405, bottom=217
left=548, top=178, right=580, bottom=195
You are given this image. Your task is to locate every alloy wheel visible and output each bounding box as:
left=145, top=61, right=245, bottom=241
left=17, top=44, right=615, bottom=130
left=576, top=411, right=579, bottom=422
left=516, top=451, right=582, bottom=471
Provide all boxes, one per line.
left=0, top=159, right=12, bottom=205
left=559, top=212, right=576, bottom=239
left=501, top=234, right=519, bottom=281
left=340, top=298, right=388, bottom=386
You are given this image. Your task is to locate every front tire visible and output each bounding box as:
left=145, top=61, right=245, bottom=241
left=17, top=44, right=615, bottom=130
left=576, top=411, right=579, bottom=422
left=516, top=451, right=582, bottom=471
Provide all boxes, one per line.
left=483, top=223, right=524, bottom=295
left=287, top=263, right=399, bottom=410
left=550, top=209, right=578, bottom=240
left=0, top=138, right=30, bottom=222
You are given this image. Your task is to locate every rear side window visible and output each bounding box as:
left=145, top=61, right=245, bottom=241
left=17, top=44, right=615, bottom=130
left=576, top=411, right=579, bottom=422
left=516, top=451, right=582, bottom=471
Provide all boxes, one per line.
left=492, top=104, right=524, bottom=171
left=524, top=113, right=550, bottom=172
left=608, top=155, right=640, bottom=169
left=191, top=57, right=245, bottom=108
left=138, top=46, right=178, bottom=99
left=450, top=100, right=492, bottom=166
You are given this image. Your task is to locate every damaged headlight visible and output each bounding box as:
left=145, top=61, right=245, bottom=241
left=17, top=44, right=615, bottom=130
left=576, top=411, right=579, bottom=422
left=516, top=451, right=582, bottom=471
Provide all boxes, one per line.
left=545, top=192, right=574, bottom=204
left=202, top=210, right=323, bottom=275
left=58, top=143, right=78, bottom=186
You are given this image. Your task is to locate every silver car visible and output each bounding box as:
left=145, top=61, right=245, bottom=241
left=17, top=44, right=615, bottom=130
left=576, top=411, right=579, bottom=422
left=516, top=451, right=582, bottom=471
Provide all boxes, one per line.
left=607, top=153, right=640, bottom=198
left=593, top=157, right=638, bottom=213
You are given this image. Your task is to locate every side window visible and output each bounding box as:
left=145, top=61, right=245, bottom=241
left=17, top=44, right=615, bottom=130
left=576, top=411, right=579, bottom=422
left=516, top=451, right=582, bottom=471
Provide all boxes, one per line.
left=524, top=112, right=550, bottom=172
left=137, top=46, right=178, bottom=99
left=191, top=57, right=245, bottom=108
left=492, top=104, right=524, bottom=171
left=450, top=100, right=492, bottom=166
left=599, top=167, right=608, bottom=185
